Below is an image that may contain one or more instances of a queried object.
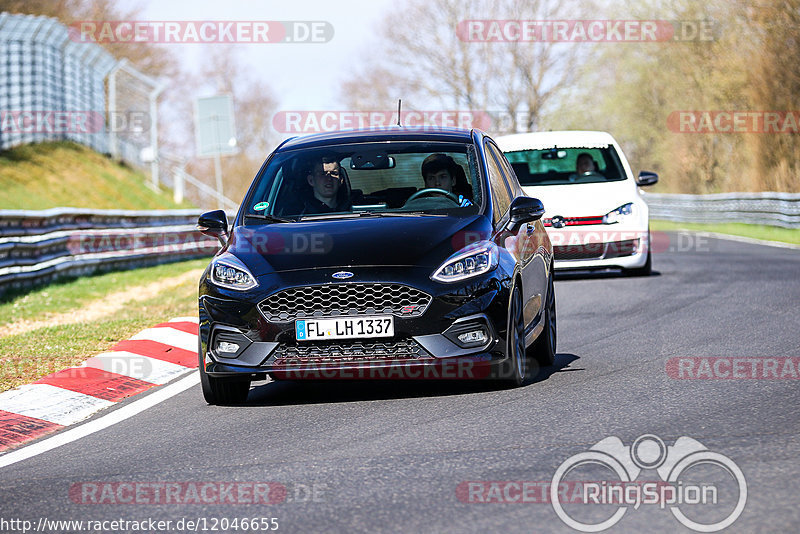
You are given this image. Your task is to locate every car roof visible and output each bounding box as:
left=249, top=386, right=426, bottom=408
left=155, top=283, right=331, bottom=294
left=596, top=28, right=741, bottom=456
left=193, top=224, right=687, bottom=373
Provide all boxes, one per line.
left=495, top=130, right=618, bottom=151
left=277, top=127, right=477, bottom=151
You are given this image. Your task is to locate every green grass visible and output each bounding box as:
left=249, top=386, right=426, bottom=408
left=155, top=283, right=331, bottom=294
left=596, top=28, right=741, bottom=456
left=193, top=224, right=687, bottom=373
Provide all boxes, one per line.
left=651, top=220, right=800, bottom=246
left=0, top=258, right=208, bottom=392
left=0, top=259, right=209, bottom=326
left=0, top=141, right=194, bottom=210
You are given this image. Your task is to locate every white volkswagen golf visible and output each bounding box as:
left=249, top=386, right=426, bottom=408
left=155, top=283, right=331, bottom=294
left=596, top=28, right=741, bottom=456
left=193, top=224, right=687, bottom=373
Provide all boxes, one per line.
left=497, top=131, right=658, bottom=275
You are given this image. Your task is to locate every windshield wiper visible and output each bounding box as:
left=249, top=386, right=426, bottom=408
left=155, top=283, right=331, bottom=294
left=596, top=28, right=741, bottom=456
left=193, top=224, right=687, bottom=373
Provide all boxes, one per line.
left=297, top=213, right=361, bottom=221
left=355, top=211, right=447, bottom=218
left=244, top=213, right=295, bottom=223
left=297, top=211, right=448, bottom=221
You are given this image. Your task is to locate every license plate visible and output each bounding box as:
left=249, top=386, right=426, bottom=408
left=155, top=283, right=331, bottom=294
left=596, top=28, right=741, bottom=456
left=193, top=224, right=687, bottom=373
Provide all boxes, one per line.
left=295, top=315, right=394, bottom=341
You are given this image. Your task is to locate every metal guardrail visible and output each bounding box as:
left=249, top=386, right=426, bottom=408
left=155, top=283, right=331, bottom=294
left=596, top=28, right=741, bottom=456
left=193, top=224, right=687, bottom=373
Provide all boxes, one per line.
left=643, top=192, right=800, bottom=229
left=0, top=209, right=222, bottom=296
left=3, top=193, right=796, bottom=296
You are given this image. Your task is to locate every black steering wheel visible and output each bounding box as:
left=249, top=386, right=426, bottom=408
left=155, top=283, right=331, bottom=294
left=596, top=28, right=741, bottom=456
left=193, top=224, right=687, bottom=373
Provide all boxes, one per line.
left=405, top=188, right=461, bottom=205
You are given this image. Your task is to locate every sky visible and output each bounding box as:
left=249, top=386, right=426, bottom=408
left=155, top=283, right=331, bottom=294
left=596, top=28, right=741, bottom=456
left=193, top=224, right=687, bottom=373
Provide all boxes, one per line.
left=122, top=0, right=397, bottom=110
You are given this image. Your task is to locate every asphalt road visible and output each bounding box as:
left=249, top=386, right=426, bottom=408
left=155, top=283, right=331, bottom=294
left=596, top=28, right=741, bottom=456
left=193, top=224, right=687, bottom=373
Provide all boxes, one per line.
left=1, top=232, right=799, bottom=533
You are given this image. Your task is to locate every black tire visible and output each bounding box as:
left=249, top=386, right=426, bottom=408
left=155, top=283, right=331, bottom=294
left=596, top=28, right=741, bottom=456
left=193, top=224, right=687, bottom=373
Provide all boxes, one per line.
left=200, top=365, right=250, bottom=405
left=528, top=269, right=556, bottom=367
left=623, top=232, right=652, bottom=276
left=495, top=285, right=527, bottom=388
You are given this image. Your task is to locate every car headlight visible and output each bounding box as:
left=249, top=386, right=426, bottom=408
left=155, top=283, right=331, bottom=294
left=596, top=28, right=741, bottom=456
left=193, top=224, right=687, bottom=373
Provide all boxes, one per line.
left=603, top=202, right=636, bottom=224
left=210, top=254, right=258, bottom=290
left=431, top=241, right=498, bottom=283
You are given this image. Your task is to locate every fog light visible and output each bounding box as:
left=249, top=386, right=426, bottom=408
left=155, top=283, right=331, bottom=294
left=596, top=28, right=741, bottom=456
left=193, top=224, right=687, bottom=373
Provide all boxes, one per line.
left=218, top=341, right=240, bottom=354
left=443, top=316, right=495, bottom=350
left=458, top=330, right=488, bottom=345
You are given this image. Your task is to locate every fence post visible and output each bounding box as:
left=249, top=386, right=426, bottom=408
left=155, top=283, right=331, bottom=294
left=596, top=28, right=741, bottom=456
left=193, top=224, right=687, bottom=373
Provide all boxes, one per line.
left=107, top=60, right=125, bottom=159
left=174, top=168, right=185, bottom=205
left=149, top=85, right=165, bottom=189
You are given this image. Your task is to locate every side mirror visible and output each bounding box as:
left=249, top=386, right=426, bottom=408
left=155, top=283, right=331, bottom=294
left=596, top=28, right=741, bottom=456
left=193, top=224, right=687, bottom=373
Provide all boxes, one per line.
left=507, top=196, right=545, bottom=232
left=636, top=171, right=658, bottom=186
left=197, top=210, right=229, bottom=246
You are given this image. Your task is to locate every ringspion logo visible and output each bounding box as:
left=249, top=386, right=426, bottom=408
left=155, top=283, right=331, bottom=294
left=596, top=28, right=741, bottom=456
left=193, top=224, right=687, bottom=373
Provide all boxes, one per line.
left=551, top=435, right=746, bottom=532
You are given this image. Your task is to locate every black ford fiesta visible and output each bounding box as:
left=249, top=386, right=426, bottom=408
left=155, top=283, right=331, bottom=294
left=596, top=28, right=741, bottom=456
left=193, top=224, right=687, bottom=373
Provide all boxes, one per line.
left=197, top=127, right=556, bottom=404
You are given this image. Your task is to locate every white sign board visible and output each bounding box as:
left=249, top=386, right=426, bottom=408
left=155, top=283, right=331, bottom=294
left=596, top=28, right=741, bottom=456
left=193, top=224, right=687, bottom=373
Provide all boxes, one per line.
left=195, top=94, right=238, bottom=158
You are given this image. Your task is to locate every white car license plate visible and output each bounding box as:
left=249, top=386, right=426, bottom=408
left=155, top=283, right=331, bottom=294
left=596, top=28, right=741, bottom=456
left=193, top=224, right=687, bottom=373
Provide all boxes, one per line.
left=295, top=316, right=394, bottom=341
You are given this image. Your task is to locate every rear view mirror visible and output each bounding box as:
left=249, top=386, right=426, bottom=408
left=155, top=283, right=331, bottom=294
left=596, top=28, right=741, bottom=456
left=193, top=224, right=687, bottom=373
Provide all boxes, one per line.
left=350, top=152, right=395, bottom=170
left=636, top=171, right=659, bottom=186
left=197, top=210, right=229, bottom=246
left=541, top=148, right=567, bottom=160
left=507, top=196, right=545, bottom=232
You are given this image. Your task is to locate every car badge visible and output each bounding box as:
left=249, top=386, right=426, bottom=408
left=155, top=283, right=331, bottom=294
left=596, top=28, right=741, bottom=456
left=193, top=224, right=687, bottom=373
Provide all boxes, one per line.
left=400, top=305, right=418, bottom=314
left=551, top=215, right=566, bottom=229
left=332, top=271, right=354, bottom=280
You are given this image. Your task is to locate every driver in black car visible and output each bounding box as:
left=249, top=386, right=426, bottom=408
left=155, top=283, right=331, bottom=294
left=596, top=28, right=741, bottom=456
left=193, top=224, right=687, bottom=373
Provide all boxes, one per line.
left=302, top=156, right=351, bottom=214
left=420, top=153, right=473, bottom=207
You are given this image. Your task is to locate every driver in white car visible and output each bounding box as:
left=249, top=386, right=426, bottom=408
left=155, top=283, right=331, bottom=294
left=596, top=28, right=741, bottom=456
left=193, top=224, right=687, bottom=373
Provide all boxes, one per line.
left=420, top=153, right=473, bottom=207
left=569, top=152, right=604, bottom=181
left=576, top=152, right=597, bottom=174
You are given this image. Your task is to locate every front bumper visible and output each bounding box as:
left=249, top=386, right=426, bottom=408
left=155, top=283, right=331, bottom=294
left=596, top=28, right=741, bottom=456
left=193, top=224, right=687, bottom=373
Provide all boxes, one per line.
left=548, top=226, right=649, bottom=270
left=199, top=265, right=513, bottom=378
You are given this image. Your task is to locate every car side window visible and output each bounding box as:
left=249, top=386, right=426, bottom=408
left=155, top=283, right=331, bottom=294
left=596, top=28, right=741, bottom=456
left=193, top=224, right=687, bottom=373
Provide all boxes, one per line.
left=493, top=145, right=524, bottom=197
left=484, top=142, right=513, bottom=223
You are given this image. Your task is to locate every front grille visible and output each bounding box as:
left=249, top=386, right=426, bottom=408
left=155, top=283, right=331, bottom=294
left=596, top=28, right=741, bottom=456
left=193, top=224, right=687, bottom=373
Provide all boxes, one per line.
left=259, top=283, right=432, bottom=322
left=544, top=216, right=605, bottom=227
left=271, top=338, right=430, bottom=366
left=555, top=239, right=639, bottom=261
left=605, top=239, right=638, bottom=258
left=555, top=244, right=605, bottom=260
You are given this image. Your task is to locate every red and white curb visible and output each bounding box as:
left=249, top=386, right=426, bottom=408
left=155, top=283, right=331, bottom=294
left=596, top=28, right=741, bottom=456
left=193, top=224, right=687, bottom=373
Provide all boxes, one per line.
left=0, top=317, right=199, bottom=453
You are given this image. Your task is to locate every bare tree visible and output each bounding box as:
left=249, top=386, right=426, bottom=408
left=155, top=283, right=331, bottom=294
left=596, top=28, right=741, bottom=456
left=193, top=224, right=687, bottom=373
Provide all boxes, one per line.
left=340, top=0, right=587, bottom=133
left=745, top=0, right=800, bottom=192
left=184, top=48, right=280, bottom=202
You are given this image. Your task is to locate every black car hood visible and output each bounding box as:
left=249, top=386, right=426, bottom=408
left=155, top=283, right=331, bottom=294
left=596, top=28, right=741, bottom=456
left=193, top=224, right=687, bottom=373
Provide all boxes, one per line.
left=226, top=215, right=492, bottom=275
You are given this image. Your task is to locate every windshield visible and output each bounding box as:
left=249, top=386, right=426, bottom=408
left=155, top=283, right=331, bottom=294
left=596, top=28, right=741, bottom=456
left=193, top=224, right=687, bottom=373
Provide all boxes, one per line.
left=243, top=141, right=482, bottom=222
left=504, top=145, right=626, bottom=186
